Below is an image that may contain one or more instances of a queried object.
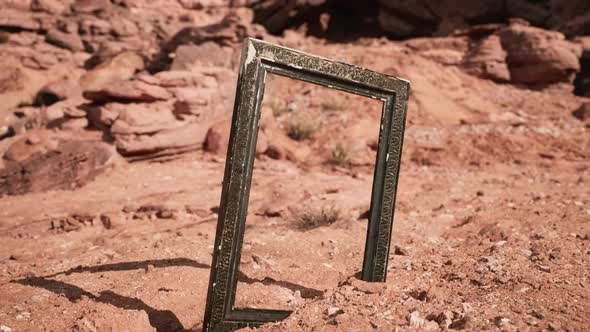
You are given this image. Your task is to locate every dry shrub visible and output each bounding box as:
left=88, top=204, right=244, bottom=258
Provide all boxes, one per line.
left=296, top=206, right=340, bottom=230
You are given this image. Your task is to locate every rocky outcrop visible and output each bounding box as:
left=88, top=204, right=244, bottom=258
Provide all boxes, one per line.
left=149, top=9, right=264, bottom=72
left=242, top=0, right=590, bottom=39
left=462, top=34, right=510, bottom=82
left=497, top=21, right=583, bottom=85
left=80, top=64, right=236, bottom=160
left=79, top=52, right=144, bottom=90
left=376, top=0, right=590, bottom=39
left=407, top=21, right=582, bottom=86
left=83, top=80, right=172, bottom=103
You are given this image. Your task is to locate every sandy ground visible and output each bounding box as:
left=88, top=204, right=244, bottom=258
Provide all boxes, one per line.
left=0, top=40, right=589, bottom=332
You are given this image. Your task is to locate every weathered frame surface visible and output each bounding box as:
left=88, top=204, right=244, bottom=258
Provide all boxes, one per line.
left=203, top=37, right=410, bottom=331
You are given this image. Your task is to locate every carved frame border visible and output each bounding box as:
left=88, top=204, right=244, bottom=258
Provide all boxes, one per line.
left=203, top=38, right=410, bottom=332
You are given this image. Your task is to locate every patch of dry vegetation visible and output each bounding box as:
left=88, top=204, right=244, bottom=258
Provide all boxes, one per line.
left=285, top=113, right=320, bottom=140
left=296, top=206, right=341, bottom=229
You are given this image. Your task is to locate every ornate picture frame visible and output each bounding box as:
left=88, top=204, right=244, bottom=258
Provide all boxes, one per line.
left=203, top=37, right=410, bottom=331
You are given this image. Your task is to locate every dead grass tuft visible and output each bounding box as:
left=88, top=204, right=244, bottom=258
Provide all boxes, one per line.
left=268, top=98, right=288, bottom=117
left=328, top=143, right=351, bottom=167
left=296, top=206, right=341, bottom=230
left=285, top=113, right=320, bottom=141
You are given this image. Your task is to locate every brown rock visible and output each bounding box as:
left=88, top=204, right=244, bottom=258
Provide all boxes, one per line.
left=60, top=117, right=88, bottom=130
left=71, top=0, right=111, bottom=13
left=110, top=102, right=181, bottom=135
left=37, top=79, right=82, bottom=104
left=203, top=116, right=230, bottom=154
left=83, top=80, right=172, bottom=103
left=462, top=34, right=510, bottom=82
left=79, top=52, right=144, bottom=90
left=31, top=0, right=70, bottom=14
left=171, top=42, right=234, bottom=70
left=114, top=121, right=209, bottom=159
left=151, top=70, right=219, bottom=88
left=0, top=8, right=41, bottom=31
left=45, top=28, right=84, bottom=52
left=0, top=140, right=116, bottom=195
left=109, top=16, right=138, bottom=37
left=498, top=22, right=583, bottom=84
left=405, top=37, right=469, bottom=66
left=3, top=131, right=58, bottom=162
left=79, top=17, right=111, bottom=35
left=204, top=116, right=269, bottom=155
left=150, top=11, right=262, bottom=72
left=573, top=103, right=590, bottom=122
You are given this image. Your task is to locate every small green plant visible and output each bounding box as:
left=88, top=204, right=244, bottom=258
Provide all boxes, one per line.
left=285, top=113, right=320, bottom=141
left=0, top=31, right=10, bottom=44
left=320, top=96, right=347, bottom=111
left=296, top=206, right=340, bottom=230
left=268, top=98, right=288, bottom=117
left=329, top=143, right=351, bottom=167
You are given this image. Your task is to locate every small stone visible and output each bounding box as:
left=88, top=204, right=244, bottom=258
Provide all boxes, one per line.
left=351, top=278, right=386, bottom=294
left=537, top=265, right=551, bottom=273
left=326, top=307, right=343, bottom=317
left=156, top=209, right=174, bottom=219
left=493, top=240, right=507, bottom=248
left=145, top=264, right=155, bottom=273
left=393, top=245, right=408, bottom=256
left=436, top=310, right=454, bottom=328
left=26, top=135, right=41, bottom=145
left=0, top=325, right=12, bottom=332
left=409, top=311, right=426, bottom=328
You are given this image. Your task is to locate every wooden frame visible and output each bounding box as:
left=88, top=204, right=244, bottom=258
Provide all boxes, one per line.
left=203, top=37, right=410, bottom=331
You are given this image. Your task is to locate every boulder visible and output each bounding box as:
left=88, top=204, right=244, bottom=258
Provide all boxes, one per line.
left=462, top=34, right=510, bottom=82
left=204, top=115, right=269, bottom=155
left=3, top=130, right=58, bottom=162
left=149, top=10, right=263, bottom=71
left=36, top=79, right=82, bottom=104
left=114, top=121, right=209, bottom=159
left=83, top=80, right=172, bottom=103
left=497, top=22, right=583, bottom=84
left=171, top=43, right=234, bottom=70
left=79, top=52, right=144, bottom=90
left=0, top=140, right=117, bottom=195
left=107, top=101, right=210, bottom=159
left=45, top=28, right=85, bottom=52
left=85, top=103, right=122, bottom=130
left=110, top=102, right=183, bottom=135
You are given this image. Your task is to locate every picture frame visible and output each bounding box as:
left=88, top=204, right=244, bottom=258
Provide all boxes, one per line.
left=203, top=37, right=410, bottom=331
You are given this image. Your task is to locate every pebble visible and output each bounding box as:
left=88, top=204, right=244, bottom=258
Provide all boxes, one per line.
left=393, top=245, right=408, bottom=256
left=408, top=311, right=425, bottom=328
left=145, top=264, right=155, bottom=273
left=0, top=326, right=12, bottom=332
left=326, top=306, right=343, bottom=317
